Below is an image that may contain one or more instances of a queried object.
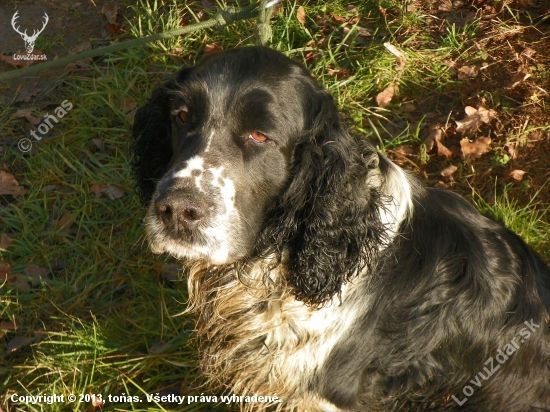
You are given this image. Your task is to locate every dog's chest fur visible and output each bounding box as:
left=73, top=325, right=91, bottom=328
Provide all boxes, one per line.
left=187, top=259, right=364, bottom=411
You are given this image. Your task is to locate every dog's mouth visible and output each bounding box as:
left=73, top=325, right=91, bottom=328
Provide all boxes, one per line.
left=145, top=209, right=245, bottom=265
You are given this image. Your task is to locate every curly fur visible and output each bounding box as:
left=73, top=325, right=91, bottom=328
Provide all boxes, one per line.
left=131, top=46, right=550, bottom=411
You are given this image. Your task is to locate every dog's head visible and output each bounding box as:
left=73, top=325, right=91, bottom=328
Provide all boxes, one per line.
left=132, top=46, right=384, bottom=304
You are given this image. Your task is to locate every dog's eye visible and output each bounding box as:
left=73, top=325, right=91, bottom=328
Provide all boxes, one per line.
left=249, top=131, right=267, bottom=143
left=178, top=108, right=190, bottom=123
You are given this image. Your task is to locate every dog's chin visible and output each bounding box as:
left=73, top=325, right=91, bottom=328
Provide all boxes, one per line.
left=148, top=238, right=243, bottom=265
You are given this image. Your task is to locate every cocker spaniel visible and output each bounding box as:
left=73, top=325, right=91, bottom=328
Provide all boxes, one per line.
left=131, top=46, right=550, bottom=411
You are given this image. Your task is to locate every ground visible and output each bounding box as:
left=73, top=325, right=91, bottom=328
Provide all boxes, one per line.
left=0, top=0, right=549, bottom=411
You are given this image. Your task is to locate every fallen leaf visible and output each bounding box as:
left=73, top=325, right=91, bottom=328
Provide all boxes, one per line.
left=328, top=68, right=350, bottom=80
left=106, top=23, right=121, bottom=34
left=55, top=212, right=77, bottom=234
left=0, top=319, right=19, bottom=331
left=126, top=109, right=137, bottom=124
left=7, top=336, right=35, bottom=353
left=507, top=169, right=527, bottom=182
left=455, top=106, right=496, bottom=134
left=91, top=391, right=105, bottom=409
left=383, top=42, right=406, bottom=70
left=440, top=164, right=458, bottom=177
left=345, top=5, right=358, bottom=13
left=150, top=341, right=166, bottom=354
left=119, top=98, right=137, bottom=114
left=68, top=42, right=92, bottom=55
left=92, top=139, right=105, bottom=152
left=0, top=51, right=45, bottom=69
left=0, top=233, right=13, bottom=250
left=508, top=66, right=531, bottom=88
left=10, top=108, right=43, bottom=126
left=203, top=44, right=223, bottom=56
left=457, top=65, right=479, bottom=81
left=14, top=82, right=41, bottom=104
left=0, top=171, right=29, bottom=196
left=162, top=263, right=181, bottom=282
left=460, top=137, right=492, bottom=161
left=376, top=83, right=395, bottom=108
left=90, top=184, right=124, bottom=201
left=297, top=6, right=306, bottom=24
left=25, top=265, right=50, bottom=286
left=0, top=262, right=12, bottom=282
left=331, top=14, right=346, bottom=24
left=438, top=0, right=453, bottom=11
left=423, top=128, right=445, bottom=152
left=437, top=142, right=453, bottom=159
left=100, top=3, right=119, bottom=25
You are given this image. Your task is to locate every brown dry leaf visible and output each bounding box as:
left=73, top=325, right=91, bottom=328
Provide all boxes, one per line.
left=7, top=336, right=35, bottom=353
left=0, top=54, right=26, bottom=69
left=438, top=0, right=453, bottom=11
left=14, top=82, right=41, bottom=103
left=100, top=3, right=119, bottom=25
left=328, top=68, right=350, bottom=80
left=56, top=212, right=77, bottom=234
left=297, top=6, right=306, bottom=24
left=92, top=138, right=105, bottom=152
left=126, top=109, right=137, bottom=124
left=460, top=137, right=492, bottom=161
left=90, top=184, right=124, bottom=201
left=91, top=391, right=105, bottom=409
left=345, top=5, right=358, bottom=13
left=457, top=65, right=479, bottom=81
left=505, top=143, right=518, bottom=159
left=423, top=128, right=445, bottom=152
left=0, top=233, right=13, bottom=250
left=376, top=83, right=395, bottom=108
left=0, top=319, right=19, bottom=331
left=440, top=164, right=458, bottom=177
left=0, top=51, right=45, bottom=69
left=10, top=108, right=43, bottom=126
left=204, top=44, right=223, bottom=56
left=507, top=169, right=527, bottom=182
left=0, top=262, right=12, bottom=282
left=437, top=142, right=453, bottom=159
left=0, top=171, right=29, bottom=196
left=68, top=42, right=93, bottom=55
left=455, top=106, right=496, bottom=134
left=119, top=98, right=137, bottom=114
left=25, top=265, right=50, bottom=286
left=508, top=66, right=531, bottom=88
left=331, top=14, right=346, bottom=23
left=383, top=43, right=406, bottom=70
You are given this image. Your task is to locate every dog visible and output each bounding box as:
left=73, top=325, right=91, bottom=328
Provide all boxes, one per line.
left=131, top=46, right=550, bottom=411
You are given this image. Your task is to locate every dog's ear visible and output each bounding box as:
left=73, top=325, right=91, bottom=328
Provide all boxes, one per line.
left=130, top=68, right=193, bottom=206
left=259, top=90, right=385, bottom=306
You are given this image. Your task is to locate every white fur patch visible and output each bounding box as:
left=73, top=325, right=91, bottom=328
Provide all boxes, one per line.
left=379, top=159, right=413, bottom=238
left=203, top=166, right=237, bottom=263
left=173, top=156, right=205, bottom=191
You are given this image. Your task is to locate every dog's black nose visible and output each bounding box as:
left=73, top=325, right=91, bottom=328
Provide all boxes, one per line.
left=154, top=192, right=205, bottom=230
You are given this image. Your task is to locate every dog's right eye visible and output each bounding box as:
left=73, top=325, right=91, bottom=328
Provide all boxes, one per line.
left=178, top=108, right=190, bottom=123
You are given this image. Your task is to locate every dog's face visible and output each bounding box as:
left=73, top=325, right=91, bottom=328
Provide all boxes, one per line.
left=138, top=48, right=317, bottom=264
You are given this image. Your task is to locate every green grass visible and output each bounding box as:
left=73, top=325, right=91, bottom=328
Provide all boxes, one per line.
left=1, top=0, right=549, bottom=411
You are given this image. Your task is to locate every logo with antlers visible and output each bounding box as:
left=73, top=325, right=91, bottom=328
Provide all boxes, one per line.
left=11, top=11, right=49, bottom=54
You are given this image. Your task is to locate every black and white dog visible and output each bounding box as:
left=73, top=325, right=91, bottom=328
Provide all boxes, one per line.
left=131, top=46, right=550, bottom=411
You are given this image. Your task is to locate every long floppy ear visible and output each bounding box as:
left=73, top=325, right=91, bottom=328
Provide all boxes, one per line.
left=130, top=68, right=193, bottom=206
left=258, top=90, right=387, bottom=306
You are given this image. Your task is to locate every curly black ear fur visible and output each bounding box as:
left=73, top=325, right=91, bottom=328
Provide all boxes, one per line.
left=257, top=90, right=388, bottom=307
left=130, top=69, right=192, bottom=206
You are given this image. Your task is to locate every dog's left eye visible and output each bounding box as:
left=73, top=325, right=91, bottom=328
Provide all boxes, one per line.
left=178, top=108, right=190, bottom=123
left=249, top=131, right=267, bottom=143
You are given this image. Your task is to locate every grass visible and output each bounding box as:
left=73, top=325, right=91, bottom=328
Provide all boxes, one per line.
left=1, top=0, right=549, bottom=411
